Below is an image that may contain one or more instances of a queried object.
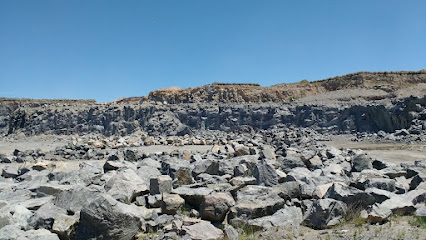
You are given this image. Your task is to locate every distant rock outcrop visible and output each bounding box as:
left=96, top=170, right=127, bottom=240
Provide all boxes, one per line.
left=115, top=70, right=426, bottom=104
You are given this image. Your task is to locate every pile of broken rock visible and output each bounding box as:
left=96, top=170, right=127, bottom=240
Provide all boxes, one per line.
left=1, top=128, right=426, bottom=240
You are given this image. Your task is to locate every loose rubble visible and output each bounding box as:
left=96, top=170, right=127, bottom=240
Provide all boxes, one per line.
left=0, top=125, right=425, bottom=239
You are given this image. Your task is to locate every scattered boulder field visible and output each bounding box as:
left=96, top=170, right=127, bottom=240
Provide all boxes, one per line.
left=1, top=71, right=426, bottom=239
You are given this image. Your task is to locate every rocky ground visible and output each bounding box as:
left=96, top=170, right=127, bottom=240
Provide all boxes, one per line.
left=1, top=129, right=425, bottom=240
left=0, top=71, right=426, bottom=239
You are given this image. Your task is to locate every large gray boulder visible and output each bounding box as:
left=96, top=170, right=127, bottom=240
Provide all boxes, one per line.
left=363, top=189, right=426, bottom=222
left=54, top=187, right=100, bottom=214
left=260, top=145, right=276, bottom=160
left=51, top=213, right=79, bottom=240
left=229, top=185, right=285, bottom=219
left=362, top=178, right=396, bottom=192
left=247, top=205, right=303, bottom=230
left=33, top=183, right=73, bottom=197
left=138, top=157, right=161, bottom=169
left=303, top=198, right=347, bottom=229
left=9, top=205, right=33, bottom=230
left=352, top=154, right=373, bottom=172
left=135, top=166, right=161, bottom=184
left=323, top=183, right=376, bottom=208
left=0, top=225, right=24, bottom=240
left=172, top=186, right=213, bottom=208
left=75, top=194, right=145, bottom=240
left=192, top=159, right=219, bottom=176
left=200, top=192, right=235, bottom=222
left=181, top=219, right=224, bottom=240
left=0, top=202, right=11, bottom=229
left=104, top=169, right=149, bottom=203
left=377, top=189, right=425, bottom=215
left=160, top=194, right=184, bottom=215
left=1, top=165, right=20, bottom=178
left=253, top=159, right=278, bottom=187
left=271, top=181, right=302, bottom=200
left=161, top=157, right=193, bottom=186
left=280, top=155, right=306, bottom=173
left=150, top=175, right=172, bottom=195
left=29, top=202, right=67, bottom=230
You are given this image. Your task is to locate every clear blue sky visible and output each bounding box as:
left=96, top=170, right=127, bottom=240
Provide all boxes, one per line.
left=1, top=1, right=425, bottom=102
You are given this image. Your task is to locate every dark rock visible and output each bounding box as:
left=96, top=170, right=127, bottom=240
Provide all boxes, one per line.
left=253, top=159, right=278, bottom=187
left=0, top=155, right=15, bottom=163
left=365, top=188, right=396, bottom=204
left=200, top=192, right=235, bottom=222
left=363, top=178, right=396, bottom=192
left=223, top=225, right=239, bottom=240
left=192, top=159, right=219, bottom=176
left=124, top=149, right=140, bottom=162
left=161, top=157, right=193, bottom=186
left=271, top=181, right=302, bottom=200
left=352, top=154, right=373, bottom=172
left=1, top=165, right=20, bottom=178
left=303, top=198, right=347, bottom=229
left=174, top=124, right=192, bottom=136
left=54, top=187, right=100, bottom=214
left=29, top=202, right=67, bottom=230
left=247, top=205, right=303, bottom=230
left=150, top=175, right=172, bottom=195
left=324, top=183, right=376, bottom=208
left=410, top=172, right=426, bottom=190
left=280, top=154, right=306, bottom=173
left=172, top=187, right=213, bottom=209
left=161, top=193, right=184, bottom=215
left=75, top=194, right=145, bottom=240
left=104, top=169, right=149, bottom=203
left=230, top=185, right=285, bottom=219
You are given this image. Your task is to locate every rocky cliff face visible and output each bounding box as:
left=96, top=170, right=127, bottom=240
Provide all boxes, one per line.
left=122, top=70, right=426, bottom=104
left=2, top=71, right=426, bottom=137
left=2, top=96, right=425, bottom=137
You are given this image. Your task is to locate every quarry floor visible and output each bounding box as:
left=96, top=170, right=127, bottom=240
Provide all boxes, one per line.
left=1, top=134, right=425, bottom=165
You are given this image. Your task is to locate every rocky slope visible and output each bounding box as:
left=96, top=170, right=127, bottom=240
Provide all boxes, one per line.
left=115, top=70, right=426, bottom=104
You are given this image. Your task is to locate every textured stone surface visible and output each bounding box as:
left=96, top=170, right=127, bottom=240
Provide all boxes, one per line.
left=75, top=194, right=145, bottom=240
left=200, top=192, right=235, bottom=222
left=303, top=199, right=347, bottom=229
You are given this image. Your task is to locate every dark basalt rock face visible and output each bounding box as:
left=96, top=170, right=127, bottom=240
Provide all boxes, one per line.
left=2, top=96, right=425, bottom=137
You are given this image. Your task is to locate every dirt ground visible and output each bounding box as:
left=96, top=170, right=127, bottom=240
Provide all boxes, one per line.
left=324, top=135, right=426, bottom=164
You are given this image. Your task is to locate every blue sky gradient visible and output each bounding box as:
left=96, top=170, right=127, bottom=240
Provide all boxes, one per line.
left=1, top=1, right=425, bottom=102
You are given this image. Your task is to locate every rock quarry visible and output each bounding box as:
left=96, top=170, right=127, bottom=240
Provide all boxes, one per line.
left=0, top=71, right=426, bottom=239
